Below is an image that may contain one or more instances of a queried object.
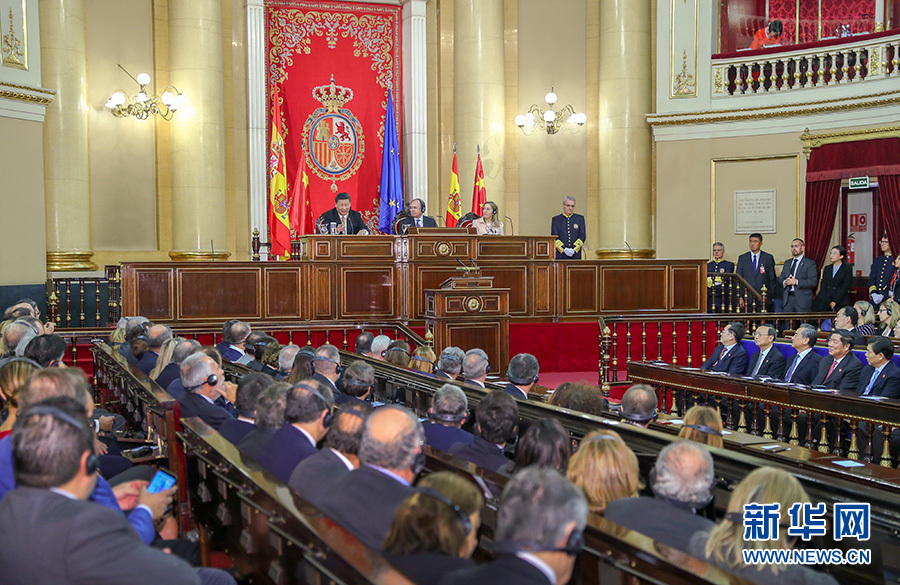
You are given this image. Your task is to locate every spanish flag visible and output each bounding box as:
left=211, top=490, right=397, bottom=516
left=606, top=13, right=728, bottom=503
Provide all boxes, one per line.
left=289, top=147, right=312, bottom=236
left=446, top=151, right=461, bottom=227
left=471, top=151, right=486, bottom=214
left=268, top=89, right=292, bottom=258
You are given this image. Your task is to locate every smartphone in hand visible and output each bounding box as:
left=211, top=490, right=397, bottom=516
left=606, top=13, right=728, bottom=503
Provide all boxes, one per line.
left=147, top=470, right=176, bottom=494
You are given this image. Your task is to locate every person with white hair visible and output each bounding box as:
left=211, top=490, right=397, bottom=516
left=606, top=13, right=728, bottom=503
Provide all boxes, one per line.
left=371, top=335, right=392, bottom=360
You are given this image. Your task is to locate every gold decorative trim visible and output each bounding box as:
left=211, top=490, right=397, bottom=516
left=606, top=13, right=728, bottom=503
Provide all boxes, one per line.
left=669, top=0, right=699, bottom=99
left=1, top=4, right=26, bottom=70
left=594, top=248, right=656, bottom=260
left=168, top=251, right=232, bottom=261
left=673, top=49, right=695, bottom=96
left=0, top=89, right=51, bottom=105
left=800, top=125, right=900, bottom=158
left=0, top=81, right=53, bottom=94
left=47, top=251, right=98, bottom=271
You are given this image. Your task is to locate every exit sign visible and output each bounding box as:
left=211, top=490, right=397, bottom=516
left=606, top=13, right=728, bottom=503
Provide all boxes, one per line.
left=849, top=176, right=870, bottom=190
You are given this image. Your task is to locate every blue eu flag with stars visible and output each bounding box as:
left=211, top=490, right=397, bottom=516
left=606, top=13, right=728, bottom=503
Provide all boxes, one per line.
left=378, top=89, right=403, bottom=233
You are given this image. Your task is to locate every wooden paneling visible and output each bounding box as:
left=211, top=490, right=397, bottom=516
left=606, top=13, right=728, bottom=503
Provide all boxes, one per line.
left=562, top=264, right=600, bottom=314
left=479, top=267, right=528, bottom=315
left=601, top=266, right=668, bottom=311
left=533, top=264, right=555, bottom=315
left=313, top=265, right=333, bottom=319
left=671, top=266, right=703, bottom=311
left=265, top=269, right=302, bottom=318
left=476, top=239, right=529, bottom=258
left=411, top=239, right=471, bottom=260
left=178, top=270, right=261, bottom=320
left=135, top=269, right=174, bottom=319
left=445, top=321, right=506, bottom=373
left=340, top=267, right=397, bottom=318
left=338, top=237, right=396, bottom=260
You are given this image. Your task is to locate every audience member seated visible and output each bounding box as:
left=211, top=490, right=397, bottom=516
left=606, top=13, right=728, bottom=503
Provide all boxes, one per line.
left=0, top=359, right=39, bottom=440
left=811, top=329, right=863, bottom=390
left=440, top=467, right=588, bottom=585
left=138, top=324, right=173, bottom=376
left=384, top=340, right=412, bottom=367
left=319, top=406, right=423, bottom=550
left=241, top=331, right=271, bottom=371
left=854, top=300, right=879, bottom=336
left=678, top=406, right=724, bottom=448
left=506, top=418, right=570, bottom=475
left=129, top=335, right=149, bottom=368
left=217, top=372, right=269, bottom=445
left=619, top=384, right=658, bottom=428
left=449, top=390, right=517, bottom=473
left=462, top=349, right=490, bottom=388
left=745, top=324, right=786, bottom=379
left=239, top=382, right=289, bottom=460
left=256, top=337, right=282, bottom=378
left=688, top=467, right=839, bottom=585
left=700, top=321, right=748, bottom=375
left=337, top=360, right=375, bottom=406
left=289, top=402, right=372, bottom=508
left=423, top=384, right=474, bottom=453
left=176, top=354, right=236, bottom=430
left=1, top=320, right=37, bottom=359
left=0, top=396, right=234, bottom=585
left=546, top=382, right=606, bottom=416
left=857, top=336, right=900, bottom=399
left=605, top=441, right=716, bottom=554
left=567, top=430, right=640, bottom=513
left=875, top=299, right=900, bottom=337
left=355, top=331, right=375, bottom=357
left=832, top=306, right=866, bottom=346
left=384, top=472, right=483, bottom=585
left=22, top=334, right=67, bottom=368
left=148, top=337, right=180, bottom=382
left=312, top=344, right=342, bottom=395
left=286, top=347, right=316, bottom=384
left=216, top=320, right=252, bottom=364
left=435, top=346, right=464, bottom=379
left=276, top=344, right=300, bottom=380
left=782, top=324, right=821, bottom=385
left=118, top=317, right=149, bottom=366
left=256, top=380, right=334, bottom=483
left=409, top=345, right=437, bottom=374
left=371, top=334, right=392, bottom=360
left=504, top=353, right=539, bottom=400
left=157, top=339, right=200, bottom=392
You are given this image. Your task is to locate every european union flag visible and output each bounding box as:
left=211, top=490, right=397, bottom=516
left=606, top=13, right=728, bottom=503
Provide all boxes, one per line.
left=378, top=89, right=403, bottom=233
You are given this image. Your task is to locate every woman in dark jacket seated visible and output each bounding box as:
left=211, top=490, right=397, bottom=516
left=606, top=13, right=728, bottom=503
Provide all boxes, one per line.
left=383, top=472, right=483, bottom=585
left=812, top=245, right=851, bottom=312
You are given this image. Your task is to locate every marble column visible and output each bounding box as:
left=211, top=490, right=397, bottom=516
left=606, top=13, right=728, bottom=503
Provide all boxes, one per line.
left=402, top=0, right=428, bottom=204
left=168, top=0, right=229, bottom=260
left=454, top=0, right=505, bottom=215
left=596, top=0, right=654, bottom=258
left=246, top=0, right=268, bottom=258
left=39, top=0, right=96, bottom=271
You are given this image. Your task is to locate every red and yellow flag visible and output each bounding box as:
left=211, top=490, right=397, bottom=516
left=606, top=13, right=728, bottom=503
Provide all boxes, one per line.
left=446, top=152, right=461, bottom=227
left=289, top=148, right=312, bottom=236
left=268, top=89, right=292, bottom=258
left=471, top=152, right=486, bottom=214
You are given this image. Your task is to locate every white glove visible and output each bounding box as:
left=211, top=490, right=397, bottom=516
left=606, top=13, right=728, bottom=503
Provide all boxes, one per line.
left=564, top=248, right=575, bottom=257
left=872, top=293, right=884, bottom=305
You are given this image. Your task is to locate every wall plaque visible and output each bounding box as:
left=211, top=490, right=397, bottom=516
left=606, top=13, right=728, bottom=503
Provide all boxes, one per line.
left=734, top=189, right=776, bottom=234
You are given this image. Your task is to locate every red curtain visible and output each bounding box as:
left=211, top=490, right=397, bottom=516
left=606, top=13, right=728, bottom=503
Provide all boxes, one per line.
left=768, top=0, right=797, bottom=44
left=880, top=175, right=900, bottom=254
left=804, top=178, right=842, bottom=269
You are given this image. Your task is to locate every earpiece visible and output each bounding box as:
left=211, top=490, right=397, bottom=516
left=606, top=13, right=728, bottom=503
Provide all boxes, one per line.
left=428, top=408, right=467, bottom=425
left=418, top=487, right=471, bottom=534
left=184, top=374, right=219, bottom=393
left=411, top=445, right=426, bottom=476
left=20, top=405, right=100, bottom=475
left=490, top=529, right=585, bottom=556
left=683, top=423, right=723, bottom=436
left=314, top=356, right=342, bottom=375
left=294, top=383, right=333, bottom=428
left=619, top=410, right=659, bottom=424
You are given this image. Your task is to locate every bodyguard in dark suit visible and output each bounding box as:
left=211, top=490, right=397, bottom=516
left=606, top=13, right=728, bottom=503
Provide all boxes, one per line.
left=857, top=337, right=900, bottom=399
left=177, top=354, right=236, bottom=430
left=735, top=233, right=776, bottom=310
left=448, top=390, right=516, bottom=473
left=396, top=198, right=437, bottom=233
left=316, top=192, right=370, bottom=235
left=811, top=330, right=864, bottom=390
left=777, top=239, right=819, bottom=312
left=812, top=246, right=852, bottom=312
left=707, top=242, right=735, bottom=312
left=700, top=322, right=749, bottom=375
left=745, top=324, right=787, bottom=379
left=550, top=197, right=586, bottom=259
left=782, top=324, right=822, bottom=385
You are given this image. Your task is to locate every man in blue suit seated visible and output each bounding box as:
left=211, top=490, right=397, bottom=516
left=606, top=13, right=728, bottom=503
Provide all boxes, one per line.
left=857, top=336, right=900, bottom=399
left=137, top=324, right=173, bottom=376
left=215, top=320, right=252, bottom=364
left=782, top=324, right=821, bottom=385
left=745, top=324, right=787, bottom=379
left=700, top=322, right=749, bottom=375
left=811, top=330, right=864, bottom=390
left=335, top=361, right=374, bottom=407
left=423, top=384, right=473, bottom=453
left=217, top=372, right=269, bottom=445
left=449, top=390, right=517, bottom=473
left=396, top=198, right=437, bottom=233
left=176, top=353, right=236, bottom=430
left=503, top=353, right=539, bottom=400
left=256, top=380, right=334, bottom=483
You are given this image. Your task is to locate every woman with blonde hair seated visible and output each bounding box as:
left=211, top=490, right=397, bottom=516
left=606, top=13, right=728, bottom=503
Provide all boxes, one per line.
left=409, top=345, right=437, bottom=374
left=678, top=405, right=724, bottom=449
left=149, top=337, right=181, bottom=380
left=567, top=430, right=642, bottom=513
left=0, top=358, right=40, bottom=440
left=471, top=201, right=504, bottom=235
left=854, top=300, right=878, bottom=336
left=383, top=472, right=483, bottom=585
left=875, top=299, right=900, bottom=337
left=689, top=467, right=839, bottom=585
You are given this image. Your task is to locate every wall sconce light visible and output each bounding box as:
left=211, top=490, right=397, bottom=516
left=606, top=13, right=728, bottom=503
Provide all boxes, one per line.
left=105, top=64, right=183, bottom=121
left=514, top=87, right=586, bottom=135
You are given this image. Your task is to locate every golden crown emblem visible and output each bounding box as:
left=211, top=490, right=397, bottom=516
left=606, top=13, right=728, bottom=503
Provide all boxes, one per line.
left=312, top=75, right=354, bottom=112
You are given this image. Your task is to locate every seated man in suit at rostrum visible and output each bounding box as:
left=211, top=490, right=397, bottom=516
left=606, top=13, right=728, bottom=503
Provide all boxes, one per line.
left=215, top=320, right=253, bottom=364
left=316, top=192, right=370, bottom=235
left=449, top=390, right=517, bottom=473
left=439, top=467, right=588, bottom=585
left=831, top=306, right=866, bottom=347
left=745, top=324, right=787, bottom=379
left=423, top=384, right=474, bottom=453
left=435, top=346, right=464, bottom=379
left=289, top=402, right=372, bottom=509
left=176, top=353, right=237, bottom=431
left=318, top=405, right=424, bottom=551
left=0, top=395, right=234, bottom=585
left=396, top=198, right=437, bottom=233
left=504, top=353, right=539, bottom=400
left=256, top=380, right=334, bottom=484
left=217, top=372, right=269, bottom=446
left=605, top=441, right=716, bottom=555
left=701, top=322, right=749, bottom=375
left=782, top=323, right=822, bottom=385
left=336, top=360, right=375, bottom=407
left=812, top=329, right=863, bottom=390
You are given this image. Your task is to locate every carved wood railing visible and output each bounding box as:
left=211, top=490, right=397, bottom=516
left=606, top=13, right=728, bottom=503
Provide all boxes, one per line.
left=47, top=265, right=121, bottom=327
left=705, top=272, right=767, bottom=313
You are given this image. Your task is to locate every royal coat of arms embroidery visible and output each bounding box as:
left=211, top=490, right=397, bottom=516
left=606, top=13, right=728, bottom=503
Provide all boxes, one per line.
left=302, top=75, right=365, bottom=192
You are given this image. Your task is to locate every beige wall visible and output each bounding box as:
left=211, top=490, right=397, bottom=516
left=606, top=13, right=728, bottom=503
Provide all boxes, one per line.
left=0, top=116, right=46, bottom=285
left=656, top=132, right=806, bottom=264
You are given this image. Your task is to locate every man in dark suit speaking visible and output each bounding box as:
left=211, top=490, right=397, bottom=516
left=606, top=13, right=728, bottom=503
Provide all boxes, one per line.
left=396, top=198, right=437, bottom=233
left=735, top=232, right=776, bottom=310
left=317, top=192, right=370, bottom=235
left=777, top=238, right=819, bottom=312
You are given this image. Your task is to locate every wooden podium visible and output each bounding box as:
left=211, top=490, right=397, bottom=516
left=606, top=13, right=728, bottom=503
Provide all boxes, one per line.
left=424, top=276, right=509, bottom=375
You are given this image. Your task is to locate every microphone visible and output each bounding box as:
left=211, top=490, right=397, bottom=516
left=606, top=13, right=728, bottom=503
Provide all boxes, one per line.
left=505, top=216, right=515, bottom=236
left=211, top=240, right=215, bottom=260
left=624, top=240, right=634, bottom=261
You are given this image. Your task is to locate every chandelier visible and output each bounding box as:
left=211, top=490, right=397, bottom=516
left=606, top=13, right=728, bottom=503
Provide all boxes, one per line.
left=105, top=64, right=183, bottom=121
left=514, top=88, right=586, bottom=135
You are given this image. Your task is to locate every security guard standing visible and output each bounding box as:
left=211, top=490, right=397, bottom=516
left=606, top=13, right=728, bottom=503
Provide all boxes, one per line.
left=707, top=242, right=735, bottom=312
left=551, top=196, right=586, bottom=260
left=869, top=235, right=895, bottom=306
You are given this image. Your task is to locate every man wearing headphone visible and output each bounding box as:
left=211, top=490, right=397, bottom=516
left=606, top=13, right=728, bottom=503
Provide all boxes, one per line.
left=449, top=390, right=518, bottom=473
left=396, top=198, right=437, bottom=233
left=504, top=353, right=540, bottom=400
left=619, top=384, right=658, bottom=428
left=443, top=467, right=588, bottom=585
left=313, top=344, right=342, bottom=395
left=605, top=441, right=716, bottom=555
left=176, top=354, right=236, bottom=430
left=256, top=380, right=334, bottom=484
left=462, top=349, right=490, bottom=388
left=423, top=384, right=473, bottom=453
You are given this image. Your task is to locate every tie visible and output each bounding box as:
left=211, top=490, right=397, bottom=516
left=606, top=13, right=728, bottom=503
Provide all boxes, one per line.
left=863, top=369, right=880, bottom=395
left=341, top=215, right=347, bottom=233
left=785, top=355, right=801, bottom=381
left=714, top=347, right=730, bottom=367
left=753, top=254, right=758, bottom=272
left=416, top=218, right=421, bottom=228
left=825, top=359, right=839, bottom=381
left=790, top=259, right=798, bottom=291
left=752, top=351, right=765, bottom=376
